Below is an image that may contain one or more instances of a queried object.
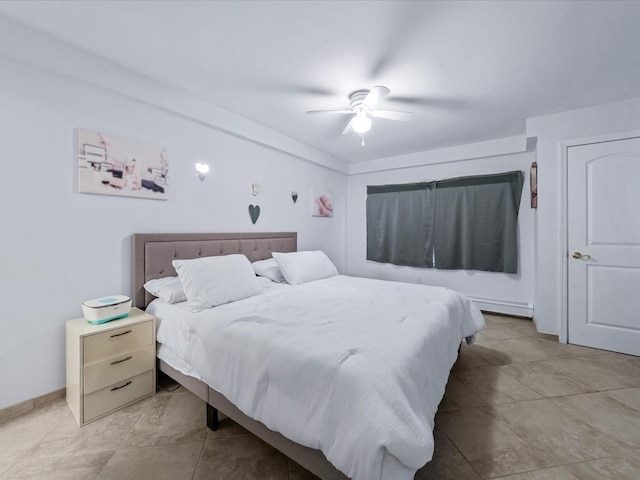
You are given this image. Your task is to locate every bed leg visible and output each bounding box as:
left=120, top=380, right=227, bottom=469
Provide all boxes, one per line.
left=206, top=403, right=219, bottom=431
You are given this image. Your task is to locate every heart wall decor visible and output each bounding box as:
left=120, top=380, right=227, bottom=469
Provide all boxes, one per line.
left=291, top=191, right=298, bottom=203
left=248, top=204, right=260, bottom=224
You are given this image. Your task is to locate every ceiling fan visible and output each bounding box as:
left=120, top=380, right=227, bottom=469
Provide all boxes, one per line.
left=306, top=86, right=413, bottom=146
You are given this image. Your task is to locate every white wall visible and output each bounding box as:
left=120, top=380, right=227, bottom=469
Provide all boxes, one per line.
left=345, top=150, right=535, bottom=308
left=527, top=96, right=640, bottom=335
left=0, top=57, right=346, bottom=409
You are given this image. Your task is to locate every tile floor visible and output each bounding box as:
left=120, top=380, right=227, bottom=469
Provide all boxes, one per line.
left=1, top=314, right=640, bottom=479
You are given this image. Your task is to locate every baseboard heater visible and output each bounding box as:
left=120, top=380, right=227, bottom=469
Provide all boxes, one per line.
left=466, top=295, right=534, bottom=318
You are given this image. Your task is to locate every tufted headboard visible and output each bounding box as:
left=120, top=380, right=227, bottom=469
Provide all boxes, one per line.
left=132, top=232, right=297, bottom=308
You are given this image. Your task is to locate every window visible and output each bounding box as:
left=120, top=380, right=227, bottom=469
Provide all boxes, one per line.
left=366, top=171, right=524, bottom=273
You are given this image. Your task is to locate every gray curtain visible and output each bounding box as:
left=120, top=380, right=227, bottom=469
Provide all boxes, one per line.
left=366, top=182, right=436, bottom=268
left=433, top=171, right=524, bottom=273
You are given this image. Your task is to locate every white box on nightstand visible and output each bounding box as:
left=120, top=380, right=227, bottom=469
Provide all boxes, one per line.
left=66, top=307, right=156, bottom=426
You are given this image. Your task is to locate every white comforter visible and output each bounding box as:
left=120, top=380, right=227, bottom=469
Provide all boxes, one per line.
left=175, top=275, right=484, bottom=480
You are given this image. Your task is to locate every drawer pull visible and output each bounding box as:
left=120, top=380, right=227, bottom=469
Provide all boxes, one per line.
left=110, top=356, right=133, bottom=365
left=111, top=381, right=132, bottom=391
left=110, top=330, right=132, bottom=338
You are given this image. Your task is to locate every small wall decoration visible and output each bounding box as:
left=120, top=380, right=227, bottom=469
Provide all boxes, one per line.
left=195, top=163, right=210, bottom=182
left=311, top=187, right=334, bottom=217
left=252, top=183, right=261, bottom=196
left=291, top=191, right=298, bottom=203
left=249, top=204, right=261, bottom=224
left=530, top=161, right=537, bottom=208
left=77, top=129, right=169, bottom=200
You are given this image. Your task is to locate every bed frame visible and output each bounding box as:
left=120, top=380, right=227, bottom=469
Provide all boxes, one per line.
left=132, top=232, right=348, bottom=480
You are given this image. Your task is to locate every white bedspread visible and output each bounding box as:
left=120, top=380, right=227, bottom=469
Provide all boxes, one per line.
left=166, top=275, right=484, bottom=480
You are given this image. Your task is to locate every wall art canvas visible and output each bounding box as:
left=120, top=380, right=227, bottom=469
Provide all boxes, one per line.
left=311, top=187, right=334, bottom=217
left=77, top=129, right=170, bottom=200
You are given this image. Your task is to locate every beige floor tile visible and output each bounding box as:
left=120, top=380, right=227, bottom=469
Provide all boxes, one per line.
left=463, top=341, right=518, bottom=365
left=440, top=397, right=635, bottom=479
left=28, top=396, right=150, bottom=459
left=551, top=392, right=640, bottom=448
left=288, top=459, right=319, bottom=480
left=2, top=450, right=113, bottom=480
left=480, top=316, right=554, bottom=341
left=454, top=366, right=542, bottom=405
left=496, top=399, right=634, bottom=462
left=603, top=387, right=640, bottom=412
left=415, top=450, right=482, bottom=479
left=193, top=434, right=289, bottom=480
left=206, top=415, right=251, bottom=440
left=498, top=362, right=594, bottom=398
left=494, top=465, right=582, bottom=479
left=96, top=441, right=202, bottom=480
left=415, top=428, right=481, bottom=479
left=483, top=314, right=518, bottom=325
left=538, top=356, right=640, bottom=391
left=0, top=399, right=69, bottom=476
left=601, top=351, right=640, bottom=365
left=594, top=352, right=640, bottom=377
left=452, top=345, right=491, bottom=371
left=498, top=455, right=640, bottom=479
left=439, top=376, right=489, bottom=411
left=504, top=322, right=560, bottom=342
left=472, top=337, right=576, bottom=365
left=437, top=407, right=549, bottom=478
left=565, top=455, right=640, bottom=479
left=474, top=323, right=529, bottom=342
left=557, top=342, right=610, bottom=357
left=120, top=391, right=208, bottom=448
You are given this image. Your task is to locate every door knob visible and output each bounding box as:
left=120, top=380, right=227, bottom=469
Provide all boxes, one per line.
left=572, top=252, right=591, bottom=259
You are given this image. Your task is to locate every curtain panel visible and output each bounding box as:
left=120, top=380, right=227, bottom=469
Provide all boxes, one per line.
left=366, top=171, right=524, bottom=274
left=366, top=182, right=436, bottom=268
left=433, top=171, right=524, bottom=273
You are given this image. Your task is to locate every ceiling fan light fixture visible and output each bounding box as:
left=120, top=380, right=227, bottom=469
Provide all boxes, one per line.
left=352, top=112, right=372, bottom=134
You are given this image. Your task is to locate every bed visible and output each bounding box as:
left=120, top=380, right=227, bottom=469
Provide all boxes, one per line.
left=132, top=232, right=484, bottom=480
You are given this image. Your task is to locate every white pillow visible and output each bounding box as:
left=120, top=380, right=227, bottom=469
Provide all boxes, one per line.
left=173, top=254, right=261, bottom=313
left=143, top=276, right=187, bottom=304
left=272, top=251, right=338, bottom=285
left=252, top=258, right=286, bottom=283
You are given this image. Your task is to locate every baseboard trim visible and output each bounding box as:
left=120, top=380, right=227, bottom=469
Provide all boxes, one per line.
left=0, top=388, right=65, bottom=424
left=468, top=295, right=534, bottom=318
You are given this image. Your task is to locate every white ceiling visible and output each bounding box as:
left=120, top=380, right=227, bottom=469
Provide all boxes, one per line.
left=2, top=0, right=640, bottom=163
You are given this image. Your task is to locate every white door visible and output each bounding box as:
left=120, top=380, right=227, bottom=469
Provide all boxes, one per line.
left=567, top=137, right=640, bottom=356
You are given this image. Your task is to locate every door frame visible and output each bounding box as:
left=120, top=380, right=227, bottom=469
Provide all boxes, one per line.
left=558, top=129, right=640, bottom=343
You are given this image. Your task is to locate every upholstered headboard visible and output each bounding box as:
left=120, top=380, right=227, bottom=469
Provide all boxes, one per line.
left=132, top=232, right=297, bottom=308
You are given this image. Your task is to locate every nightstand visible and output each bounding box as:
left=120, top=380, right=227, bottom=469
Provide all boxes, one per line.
left=66, top=307, right=156, bottom=426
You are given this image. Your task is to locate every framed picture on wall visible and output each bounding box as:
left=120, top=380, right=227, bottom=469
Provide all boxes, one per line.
left=311, top=187, right=334, bottom=217
left=77, top=129, right=170, bottom=200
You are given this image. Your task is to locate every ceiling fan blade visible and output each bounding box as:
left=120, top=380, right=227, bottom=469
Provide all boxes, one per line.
left=370, top=109, right=414, bottom=121
left=342, top=117, right=355, bottom=135
left=363, top=86, right=390, bottom=107
left=390, top=96, right=469, bottom=109
left=306, top=109, right=353, bottom=115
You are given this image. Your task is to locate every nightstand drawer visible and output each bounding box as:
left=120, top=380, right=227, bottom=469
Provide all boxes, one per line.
left=67, top=308, right=156, bottom=426
left=83, top=320, right=153, bottom=364
left=84, top=370, right=154, bottom=423
left=84, top=344, right=155, bottom=394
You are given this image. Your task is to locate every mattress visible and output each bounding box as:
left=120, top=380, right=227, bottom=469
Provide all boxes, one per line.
left=149, top=275, right=484, bottom=480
